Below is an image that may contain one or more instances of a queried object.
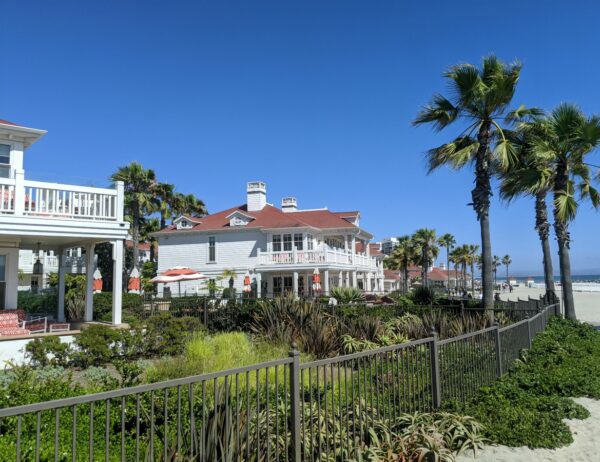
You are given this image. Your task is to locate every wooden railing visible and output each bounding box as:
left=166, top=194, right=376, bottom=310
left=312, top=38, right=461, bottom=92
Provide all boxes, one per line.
left=258, top=248, right=379, bottom=269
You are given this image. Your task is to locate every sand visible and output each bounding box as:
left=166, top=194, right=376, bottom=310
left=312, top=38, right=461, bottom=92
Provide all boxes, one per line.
left=457, top=397, right=600, bottom=462
left=498, top=286, right=600, bottom=325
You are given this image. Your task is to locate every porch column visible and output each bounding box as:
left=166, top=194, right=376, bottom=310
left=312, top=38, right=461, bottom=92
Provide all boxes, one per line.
left=256, top=272, right=262, bottom=298
left=5, top=248, right=19, bottom=309
left=366, top=273, right=372, bottom=292
left=112, top=240, right=123, bottom=325
left=345, top=271, right=350, bottom=287
left=84, top=243, right=96, bottom=322
left=338, top=271, right=343, bottom=288
left=366, top=240, right=370, bottom=257
left=293, top=271, right=299, bottom=297
left=352, top=271, right=357, bottom=288
left=57, top=248, right=67, bottom=322
left=324, top=270, right=330, bottom=295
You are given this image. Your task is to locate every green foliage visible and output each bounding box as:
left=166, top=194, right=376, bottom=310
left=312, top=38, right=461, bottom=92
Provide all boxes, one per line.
left=410, top=285, right=437, bottom=305
left=330, top=287, right=365, bottom=304
left=73, top=324, right=122, bottom=367
left=144, top=313, right=204, bottom=356
left=17, top=290, right=58, bottom=315
left=94, top=291, right=143, bottom=321
left=25, top=336, right=70, bottom=367
left=450, top=318, right=600, bottom=448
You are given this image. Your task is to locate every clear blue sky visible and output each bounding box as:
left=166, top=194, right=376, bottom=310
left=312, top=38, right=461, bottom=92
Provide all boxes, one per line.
left=2, top=1, right=600, bottom=274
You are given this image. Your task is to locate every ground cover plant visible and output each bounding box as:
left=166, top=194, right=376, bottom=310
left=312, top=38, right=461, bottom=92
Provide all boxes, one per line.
left=448, top=317, right=600, bottom=448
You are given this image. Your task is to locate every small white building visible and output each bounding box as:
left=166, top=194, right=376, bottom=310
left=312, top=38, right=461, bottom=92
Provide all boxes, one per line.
left=154, top=181, right=385, bottom=296
left=0, top=119, right=129, bottom=324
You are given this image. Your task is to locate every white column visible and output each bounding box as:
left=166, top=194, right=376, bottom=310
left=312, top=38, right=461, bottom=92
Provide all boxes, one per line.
left=345, top=271, right=350, bottom=287
left=84, top=243, right=96, bottom=322
left=112, top=240, right=123, bottom=325
left=366, top=240, right=370, bottom=257
left=57, top=248, right=67, bottom=322
left=4, top=248, right=19, bottom=308
left=338, top=271, right=343, bottom=288
left=324, top=270, right=330, bottom=295
left=256, top=272, right=262, bottom=298
left=366, top=273, right=372, bottom=292
left=13, top=169, right=25, bottom=216
left=352, top=270, right=357, bottom=288
left=293, top=271, right=299, bottom=296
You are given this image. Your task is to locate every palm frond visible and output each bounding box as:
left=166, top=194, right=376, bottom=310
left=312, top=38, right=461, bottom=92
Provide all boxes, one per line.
left=413, top=94, right=460, bottom=130
left=554, top=189, right=578, bottom=222
left=426, top=137, right=478, bottom=172
left=445, top=64, right=483, bottom=108
left=506, top=105, right=545, bottom=123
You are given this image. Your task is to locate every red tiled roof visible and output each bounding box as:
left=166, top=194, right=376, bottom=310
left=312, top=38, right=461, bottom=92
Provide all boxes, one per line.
left=384, top=269, right=401, bottom=280
left=355, top=242, right=384, bottom=256
left=0, top=119, right=19, bottom=126
left=158, top=204, right=358, bottom=233
left=125, top=240, right=151, bottom=251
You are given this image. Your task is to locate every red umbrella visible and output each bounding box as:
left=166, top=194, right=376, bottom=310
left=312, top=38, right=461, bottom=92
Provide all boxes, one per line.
left=243, top=272, right=252, bottom=293
left=128, top=267, right=141, bottom=294
left=151, top=266, right=208, bottom=295
left=93, top=268, right=103, bottom=293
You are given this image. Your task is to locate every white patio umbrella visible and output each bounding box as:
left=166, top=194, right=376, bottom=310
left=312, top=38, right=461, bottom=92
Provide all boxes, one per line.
left=151, top=266, right=208, bottom=295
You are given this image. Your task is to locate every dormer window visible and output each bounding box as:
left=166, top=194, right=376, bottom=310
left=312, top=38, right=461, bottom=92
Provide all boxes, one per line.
left=226, top=210, right=254, bottom=227
left=176, top=219, right=193, bottom=230
left=0, top=145, right=10, bottom=178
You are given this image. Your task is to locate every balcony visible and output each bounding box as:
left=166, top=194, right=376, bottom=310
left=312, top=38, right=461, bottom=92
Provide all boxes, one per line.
left=258, top=248, right=380, bottom=270
left=18, top=253, right=87, bottom=274
left=0, top=173, right=123, bottom=222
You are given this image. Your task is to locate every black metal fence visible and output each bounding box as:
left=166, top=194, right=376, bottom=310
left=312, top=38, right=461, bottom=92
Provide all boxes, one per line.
left=0, top=302, right=560, bottom=461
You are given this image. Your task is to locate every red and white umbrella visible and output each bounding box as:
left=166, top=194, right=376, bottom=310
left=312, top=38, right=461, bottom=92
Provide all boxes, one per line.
left=243, top=272, right=252, bottom=293
left=92, top=268, right=103, bottom=294
left=151, top=266, right=208, bottom=295
left=312, top=268, right=321, bottom=293
left=128, top=267, right=141, bottom=294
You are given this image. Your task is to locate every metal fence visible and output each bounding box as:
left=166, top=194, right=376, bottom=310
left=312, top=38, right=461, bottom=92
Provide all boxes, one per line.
left=0, top=302, right=560, bottom=461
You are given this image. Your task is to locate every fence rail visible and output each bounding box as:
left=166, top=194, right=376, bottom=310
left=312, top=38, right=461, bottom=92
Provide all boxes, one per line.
left=0, top=301, right=561, bottom=461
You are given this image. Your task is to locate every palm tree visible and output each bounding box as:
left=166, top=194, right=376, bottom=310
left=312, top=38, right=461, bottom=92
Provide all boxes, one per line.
left=499, top=121, right=556, bottom=296
left=414, top=56, right=540, bottom=314
left=527, top=104, right=600, bottom=319
left=389, top=235, right=416, bottom=294
left=467, top=244, right=480, bottom=295
left=153, top=183, right=176, bottom=229
left=449, top=248, right=462, bottom=291
left=492, top=255, right=501, bottom=288
left=412, top=228, right=438, bottom=287
left=111, top=162, right=157, bottom=269
left=502, top=255, right=512, bottom=285
left=175, top=193, right=208, bottom=218
left=438, top=233, right=456, bottom=293
left=139, top=217, right=160, bottom=264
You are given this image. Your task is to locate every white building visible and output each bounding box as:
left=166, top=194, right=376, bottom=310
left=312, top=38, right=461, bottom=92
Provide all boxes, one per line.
left=154, top=182, right=384, bottom=296
left=381, top=237, right=399, bottom=255
left=0, top=119, right=128, bottom=324
left=18, top=247, right=88, bottom=291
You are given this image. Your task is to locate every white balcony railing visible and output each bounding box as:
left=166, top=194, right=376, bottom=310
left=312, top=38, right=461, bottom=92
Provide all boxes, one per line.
left=18, top=252, right=88, bottom=274
left=258, top=249, right=379, bottom=270
left=0, top=172, right=124, bottom=222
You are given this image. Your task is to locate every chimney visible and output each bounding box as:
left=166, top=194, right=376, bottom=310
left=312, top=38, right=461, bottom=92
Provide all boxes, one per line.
left=247, top=181, right=267, bottom=211
left=281, top=197, right=297, bottom=212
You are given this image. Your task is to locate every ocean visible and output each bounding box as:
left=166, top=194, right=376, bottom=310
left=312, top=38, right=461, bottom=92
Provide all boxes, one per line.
left=512, top=275, right=600, bottom=292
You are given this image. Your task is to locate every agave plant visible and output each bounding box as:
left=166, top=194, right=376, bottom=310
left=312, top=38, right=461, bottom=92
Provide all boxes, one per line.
left=330, top=287, right=366, bottom=304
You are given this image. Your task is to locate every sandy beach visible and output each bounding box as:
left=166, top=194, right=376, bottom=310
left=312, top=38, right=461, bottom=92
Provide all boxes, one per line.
left=457, top=397, right=600, bottom=462
left=498, top=286, right=600, bottom=325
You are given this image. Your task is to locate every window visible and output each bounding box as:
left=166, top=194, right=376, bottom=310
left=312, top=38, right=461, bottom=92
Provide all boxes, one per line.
left=283, top=234, right=292, bottom=251
left=307, top=234, right=314, bottom=250
left=294, top=233, right=303, bottom=250
left=272, top=235, right=281, bottom=252
left=0, top=145, right=10, bottom=178
left=273, top=276, right=282, bottom=295
left=283, top=276, right=293, bottom=294
left=208, top=236, right=216, bottom=262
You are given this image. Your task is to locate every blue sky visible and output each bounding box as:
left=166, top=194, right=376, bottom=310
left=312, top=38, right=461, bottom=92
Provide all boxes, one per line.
left=2, top=1, right=600, bottom=274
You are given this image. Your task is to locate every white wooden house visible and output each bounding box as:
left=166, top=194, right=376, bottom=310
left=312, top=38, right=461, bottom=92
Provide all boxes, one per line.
left=0, top=119, right=129, bottom=324
left=154, top=182, right=385, bottom=296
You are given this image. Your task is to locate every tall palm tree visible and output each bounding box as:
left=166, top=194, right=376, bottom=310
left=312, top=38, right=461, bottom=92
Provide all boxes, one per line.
left=438, top=233, right=456, bottom=293
left=139, top=217, right=160, bottom=264
left=175, top=193, right=208, bottom=218
left=412, top=228, right=438, bottom=287
left=527, top=104, right=600, bottom=319
left=111, top=162, right=157, bottom=269
left=449, top=248, right=462, bottom=291
left=499, top=121, right=556, bottom=296
left=414, top=56, right=540, bottom=314
left=467, top=244, right=480, bottom=295
left=389, top=235, right=416, bottom=294
left=492, top=255, right=501, bottom=288
left=502, top=255, right=512, bottom=285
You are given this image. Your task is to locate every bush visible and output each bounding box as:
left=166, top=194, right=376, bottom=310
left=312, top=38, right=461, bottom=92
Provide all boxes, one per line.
left=73, top=324, right=122, bottom=367
left=94, top=292, right=144, bottom=321
left=450, top=318, right=600, bottom=448
left=330, top=287, right=365, bottom=304
left=25, top=336, right=71, bottom=367
left=410, top=286, right=437, bottom=305
left=17, top=290, right=58, bottom=316
left=144, top=313, right=204, bottom=356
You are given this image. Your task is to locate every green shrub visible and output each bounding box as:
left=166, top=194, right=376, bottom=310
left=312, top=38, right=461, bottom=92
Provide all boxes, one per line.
left=450, top=318, right=600, bottom=448
left=17, top=290, right=58, bottom=316
left=330, top=287, right=365, bottom=304
left=144, top=313, right=204, bottom=356
left=73, top=324, right=122, bottom=367
left=25, top=336, right=71, bottom=367
left=94, top=292, right=143, bottom=321
left=410, top=286, right=437, bottom=305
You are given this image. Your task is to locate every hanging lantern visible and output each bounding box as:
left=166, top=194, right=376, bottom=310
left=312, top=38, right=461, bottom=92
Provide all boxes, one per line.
left=32, top=242, right=44, bottom=275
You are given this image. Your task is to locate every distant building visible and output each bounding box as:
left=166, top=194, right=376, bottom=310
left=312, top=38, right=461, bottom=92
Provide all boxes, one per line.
left=381, top=237, right=399, bottom=255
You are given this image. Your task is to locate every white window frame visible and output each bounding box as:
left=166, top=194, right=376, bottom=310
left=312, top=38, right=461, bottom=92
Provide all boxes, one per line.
left=208, top=236, right=216, bottom=263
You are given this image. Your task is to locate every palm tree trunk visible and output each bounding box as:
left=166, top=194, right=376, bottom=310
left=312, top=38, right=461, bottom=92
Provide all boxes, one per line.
left=535, top=191, right=556, bottom=295
left=473, top=121, right=494, bottom=317
left=471, top=263, right=475, bottom=296
left=446, top=247, right=450, bottom=293
left=554, top=167, right=575, bottom=319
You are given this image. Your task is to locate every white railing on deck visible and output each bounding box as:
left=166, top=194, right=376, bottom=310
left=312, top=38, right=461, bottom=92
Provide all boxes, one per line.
left=258, top=249, right=378, bottom=269
left=23, top=180, right=118, bottom=220
left=0, top=178, right=16, bottom=214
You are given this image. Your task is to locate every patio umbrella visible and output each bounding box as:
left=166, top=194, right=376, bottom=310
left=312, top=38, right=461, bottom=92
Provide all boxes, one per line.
left=92, top=268, right=103, bottom=294
left=150, top=266, right=208, bottom=295
left=312, top=268, right=321, bottom=293
left=243, top=272, right=252, bottom=293
left=128, top=267, right=141, bottom=294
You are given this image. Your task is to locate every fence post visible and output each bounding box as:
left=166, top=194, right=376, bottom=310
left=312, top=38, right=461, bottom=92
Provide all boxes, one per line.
left=429, top=330, right=441, bottom=409
left=494, top=321, right=503, bottom=378
left=289, top=343, right=301, bottom=462
left=526, top=315, right=532, bottom=348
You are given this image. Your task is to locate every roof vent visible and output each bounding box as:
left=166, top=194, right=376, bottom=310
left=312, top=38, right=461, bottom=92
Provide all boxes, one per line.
left=281, top=197, right=297, bottom=213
